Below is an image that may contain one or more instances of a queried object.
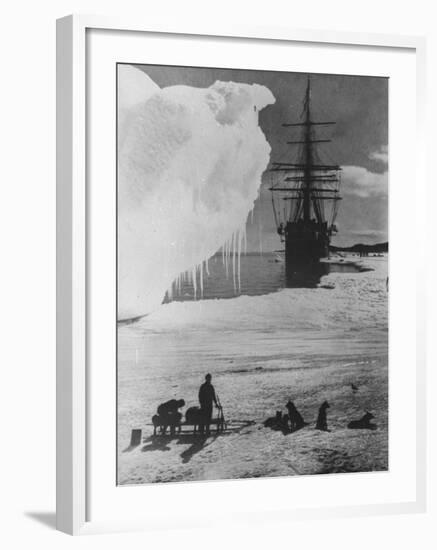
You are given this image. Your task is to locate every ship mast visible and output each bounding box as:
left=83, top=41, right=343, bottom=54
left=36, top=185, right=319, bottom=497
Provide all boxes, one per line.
left=269, top=76, right=342, bottom=232
left=302, top=79, right=312, bottom=223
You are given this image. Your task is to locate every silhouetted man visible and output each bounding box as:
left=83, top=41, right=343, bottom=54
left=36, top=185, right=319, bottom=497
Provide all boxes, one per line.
left=198, top=374, right=218, bottom=435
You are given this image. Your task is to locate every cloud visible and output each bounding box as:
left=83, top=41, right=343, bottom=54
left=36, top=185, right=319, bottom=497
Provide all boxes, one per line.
left=369, top=145, right=388, bottom=164
left=341, top=165, right=388, bottom=198
left=349, top=229, right=386, bottom=239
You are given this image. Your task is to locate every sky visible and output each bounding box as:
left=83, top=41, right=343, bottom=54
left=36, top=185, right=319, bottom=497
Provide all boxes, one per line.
left=136, top=64, right=388, bottom=250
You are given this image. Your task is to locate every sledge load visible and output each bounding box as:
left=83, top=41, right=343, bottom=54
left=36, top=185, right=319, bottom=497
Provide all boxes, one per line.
left=151, top=398, right=228, bottom=436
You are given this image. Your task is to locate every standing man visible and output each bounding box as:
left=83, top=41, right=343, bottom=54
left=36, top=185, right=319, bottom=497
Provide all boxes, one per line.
left=198, top=373, right=218, bottom=435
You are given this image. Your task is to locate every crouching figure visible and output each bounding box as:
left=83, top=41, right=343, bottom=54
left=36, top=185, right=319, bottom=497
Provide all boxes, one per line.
left=264, top=411, right=283, bottom=430
left=152, top=398, right=185, bottom=435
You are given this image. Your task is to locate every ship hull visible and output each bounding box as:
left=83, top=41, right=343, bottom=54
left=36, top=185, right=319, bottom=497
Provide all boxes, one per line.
left=284, top=221, right=330, bottom=277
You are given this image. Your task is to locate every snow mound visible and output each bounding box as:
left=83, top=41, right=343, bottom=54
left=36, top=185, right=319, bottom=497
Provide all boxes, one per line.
left=118, top=65, right=275, bottom=319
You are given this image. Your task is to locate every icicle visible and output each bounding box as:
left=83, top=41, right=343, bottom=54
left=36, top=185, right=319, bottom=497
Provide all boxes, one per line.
left=224, top=239, right=230, bottom=278
left=192, top=266, right=197, bottom=300
left=237, top=229, right=242, bottom=293
left=228, top=238, right=232, bottom=279
left=199, top=262, right=203, bottom=300
left=232, top=232, right=237, bottom=293
left=259, top=223, right=263, bottom=256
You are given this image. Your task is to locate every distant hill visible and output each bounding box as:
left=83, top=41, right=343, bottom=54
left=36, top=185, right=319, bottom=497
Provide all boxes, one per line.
left=330, top=242, right=388, bottom=254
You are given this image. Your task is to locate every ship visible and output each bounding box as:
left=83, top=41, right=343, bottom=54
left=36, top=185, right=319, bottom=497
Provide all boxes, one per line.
left=269, top=77, right=342, bottom=283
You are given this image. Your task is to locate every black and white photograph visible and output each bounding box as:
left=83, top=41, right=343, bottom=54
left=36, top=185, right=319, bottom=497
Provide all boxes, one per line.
left=117, top=63, right=388, bottom=485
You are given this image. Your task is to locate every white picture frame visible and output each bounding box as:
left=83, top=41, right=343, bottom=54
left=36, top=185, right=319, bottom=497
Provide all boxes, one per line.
left=56, top=14, right=427, bottom=535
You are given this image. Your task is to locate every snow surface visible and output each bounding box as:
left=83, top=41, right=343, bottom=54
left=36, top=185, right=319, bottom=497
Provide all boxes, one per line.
left=118, top=258, right=388, bottom=484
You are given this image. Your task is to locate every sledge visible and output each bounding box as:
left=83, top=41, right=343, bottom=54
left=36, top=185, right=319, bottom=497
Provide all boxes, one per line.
left=148, top=414, right=253, bottom=438
left=152, top=418, right=254, bottom=437
left=152, top=400, right=227, bottom=436
left=148, top=394, right=255, bottom=437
